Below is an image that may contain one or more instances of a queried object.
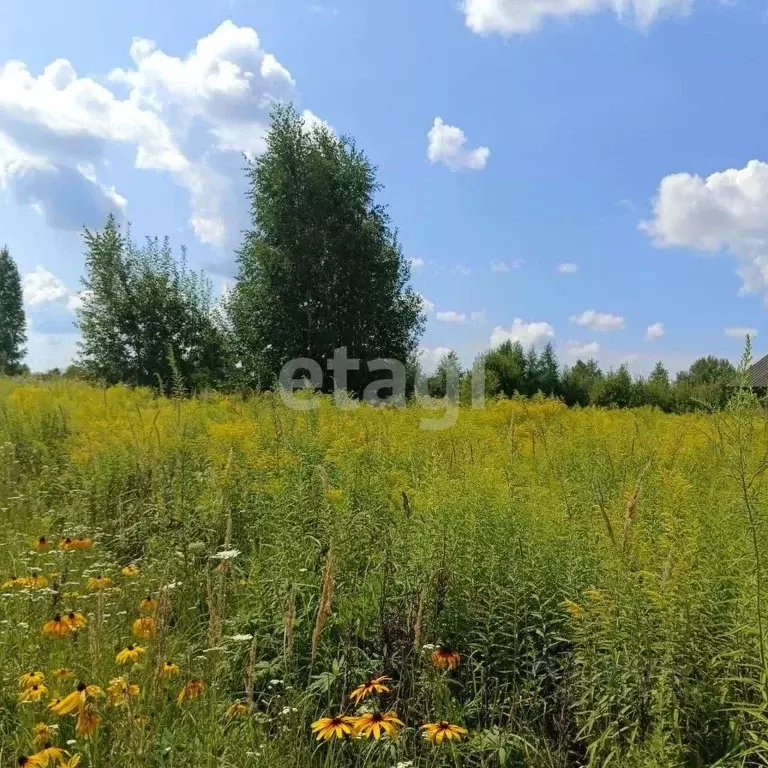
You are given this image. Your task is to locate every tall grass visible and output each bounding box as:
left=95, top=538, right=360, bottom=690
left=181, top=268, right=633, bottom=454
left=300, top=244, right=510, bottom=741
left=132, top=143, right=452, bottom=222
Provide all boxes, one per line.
left=1, top=379, right=767, bottom=767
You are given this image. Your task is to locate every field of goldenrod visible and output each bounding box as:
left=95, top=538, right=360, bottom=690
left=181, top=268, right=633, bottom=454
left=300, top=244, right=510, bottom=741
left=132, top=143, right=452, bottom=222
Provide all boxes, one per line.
left=1, top=379, right=768, bottom=767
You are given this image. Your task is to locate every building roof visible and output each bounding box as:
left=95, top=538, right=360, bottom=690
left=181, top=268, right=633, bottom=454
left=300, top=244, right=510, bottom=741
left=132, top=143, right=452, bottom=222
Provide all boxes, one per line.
left=748, top=354, right=768, bottom=387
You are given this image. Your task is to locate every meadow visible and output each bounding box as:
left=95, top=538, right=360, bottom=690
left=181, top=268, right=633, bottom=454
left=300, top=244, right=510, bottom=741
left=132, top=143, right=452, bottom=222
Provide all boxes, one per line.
left=1, top=378, right=767, bottom=768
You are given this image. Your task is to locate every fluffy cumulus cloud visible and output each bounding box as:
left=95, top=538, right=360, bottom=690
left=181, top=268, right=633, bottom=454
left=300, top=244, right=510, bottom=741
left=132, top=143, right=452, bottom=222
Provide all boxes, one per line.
left=565, top=340, right=600, bottom=357
left=21, top=266, right=81, bottom=337
left=724, top=326, right=758, bottom=339
left=643, top=160, right=768, bottom=301
left=570, top=309, right=626, bottom=332
left=0, top=21, right=311, bottom=247
left=22, top=266, right=70, bottom=306
left=427, top=118, right=489, bottom=172
left=462, top=0, right=695, bottom=36
left=645, top=322, right=665, bottom=341
left=491, top=319, right=555, bottom=347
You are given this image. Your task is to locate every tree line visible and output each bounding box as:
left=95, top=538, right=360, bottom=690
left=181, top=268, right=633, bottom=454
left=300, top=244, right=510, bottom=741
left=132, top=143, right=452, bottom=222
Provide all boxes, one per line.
left=426, top=345, right=738, bottom=413
left=0, top=105, right=744, bottom=412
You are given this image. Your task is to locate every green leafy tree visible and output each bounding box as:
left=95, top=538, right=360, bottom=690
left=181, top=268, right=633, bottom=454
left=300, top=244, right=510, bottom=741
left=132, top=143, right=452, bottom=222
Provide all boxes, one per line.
left=0, top=246, right=27, bottom=375
left=482, top=341, right=527, bottom=397
left=561, top=358, right=603, bottom=406
left=427, top=351, right=462, bottom=398
left=675, top=355, right=736, bottom=411
left=593, top=364, right=634, bottom=408
left=645, top=361, right=672, bottom=411
left=77, top=216, right=231, bottom=392
left=228, top=105, right=425, bottom=392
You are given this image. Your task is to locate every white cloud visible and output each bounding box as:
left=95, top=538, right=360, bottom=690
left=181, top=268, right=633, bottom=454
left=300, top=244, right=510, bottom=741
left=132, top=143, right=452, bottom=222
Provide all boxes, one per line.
left=642, top=160, right=768, bottom=300
left=725, top=326, right=758, bottom=339
left=557, top=262, right=578, bottom=274
left=571, top=309, right=626, bottom=332
left=462, top=0, right=695, bottom=36
left=0, top=21, right=316, bottom=247
left=409, top=257, right=425, bottom=269
left=427, top=118, right=489, bottom=172
left=21, top=268, right=80, bottom=345
left=470, top=310, right=487, bottom=323
left=22, top=266, right=69, bottom=306
left=566, top=340, right=601, bottom=357
left=645, top=322, right=665, bottom=341
left=452, top=264, right=472, bottom=276
left=436, top=310, right=467, bottom=323
left=491, top=319, right=555, bottom=347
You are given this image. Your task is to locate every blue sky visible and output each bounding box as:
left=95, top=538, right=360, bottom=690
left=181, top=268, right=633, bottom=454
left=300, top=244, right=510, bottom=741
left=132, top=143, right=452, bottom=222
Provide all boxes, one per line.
left=1, top=0, right=766, bottom=372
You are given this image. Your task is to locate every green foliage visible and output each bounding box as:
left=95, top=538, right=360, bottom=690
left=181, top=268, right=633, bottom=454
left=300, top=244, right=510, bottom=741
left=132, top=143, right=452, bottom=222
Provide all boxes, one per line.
left=561, top=358, right=603, bottom=406
left=228, top=104, right=425, bottom=392
left=427, top=350, right=462, bottom=398
left=76, top=215, right=232, bottom=392
left=0, top=245, right=27, bottom=374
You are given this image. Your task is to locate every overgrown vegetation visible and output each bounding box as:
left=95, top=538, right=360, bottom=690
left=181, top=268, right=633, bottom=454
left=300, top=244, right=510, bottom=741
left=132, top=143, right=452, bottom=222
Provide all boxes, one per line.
left=1, top=366, right=768, bottom=767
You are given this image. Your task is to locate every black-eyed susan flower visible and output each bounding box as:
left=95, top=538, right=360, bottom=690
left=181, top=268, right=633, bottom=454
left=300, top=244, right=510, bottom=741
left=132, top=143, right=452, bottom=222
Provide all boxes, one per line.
left=75, top=709, right=100, bottom=738
left=48, top=684, right=87, bottom=716
left=42, top=615, right=72, bottom=639
left=107, top=676, right=140, bottom=705
left=139, top=595, right=157, bottom=613
left=58, top=538, right=76, bottom=552
left=52, top=668, right=73, bottom=681
left=49, top=683, right=101, bottom=716
left=349, top=675, right=391, bottom=704
left=116, top=644, right=145, bottom=664
left=431, top=647, right=461, bottom=671
left=421, top=721, right=468, bottom=743
left=132, top=617, right=156, bottom=639
left=226, top=700, right=250, bottom=720
left=60, top=756, right=81, bottom=768
left=121, top=564, right=139, bottom=577
left=26, top=575, right=49, bottom=589
left=311, top=715, right=356, bottom=741
left=32, top=723, right=57, bottom=747
left=563, top=599, right=583, bottom=620
left=16, top=755, right=44, bottom=767
left=353, top=711, right=404, bottom=740
left=66, top=611, right=87, bottom=630
left=176, top=680, right=205, bottom=704
left=72, top=538, right=93, bottom=551
left=2, top=575, right=22, bottom=588
left=86, top=576, right=112, bottom=590
left=161, top=660, right=180, bottom=678
left=20, top=684, right=48, bottom=703
left=34, top=537, right=49, bottom=553
left=19, top=671, right=45, bottom=690
left=31, top=745, right=67, bottom=766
